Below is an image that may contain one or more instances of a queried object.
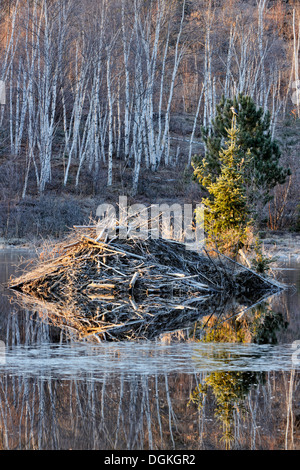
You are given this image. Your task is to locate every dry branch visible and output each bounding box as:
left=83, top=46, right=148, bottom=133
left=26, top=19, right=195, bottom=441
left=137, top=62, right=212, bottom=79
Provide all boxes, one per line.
left=8, top=226, right=282, bottom=342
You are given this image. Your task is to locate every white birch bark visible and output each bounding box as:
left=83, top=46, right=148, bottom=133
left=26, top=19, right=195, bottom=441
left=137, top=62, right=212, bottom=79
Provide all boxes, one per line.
left=156, top=25, right=170, bottom=158
left=136, top=0, right=164, bottom=171
left=224, top=24, right=236, bottom=98
left=257, top=0, right=268, bottom=112
left=270, top=66, right=282, bottom=139
left=63, top=41, right=91, bottom=186
left=203, top=1, right=213, bottom=131
left=121, top=0, right=133, bottom=161
left=106, top=45, right=115, bottom=187
left=37, top=0, right=64, bottom=192
left=188, top=83, right=204, bottom=165
left=159, top=0, right=186, bottom=167
left=22, top=1, right=42, bottom=196
left=75, top=8, right=107, bottom=186
left=132, top=42, right=145, bottom=195
left=292, top=9, right=300, bottom=116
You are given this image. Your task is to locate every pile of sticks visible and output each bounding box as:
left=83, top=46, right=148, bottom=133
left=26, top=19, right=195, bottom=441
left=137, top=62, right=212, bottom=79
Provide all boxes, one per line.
left=8, top=226, right=280, bottom=341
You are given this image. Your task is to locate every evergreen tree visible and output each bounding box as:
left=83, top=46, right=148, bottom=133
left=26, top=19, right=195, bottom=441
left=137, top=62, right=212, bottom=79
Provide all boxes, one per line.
left=194, top=117, right=252, bottom=254
left=193, top=94, right=290, bottom=206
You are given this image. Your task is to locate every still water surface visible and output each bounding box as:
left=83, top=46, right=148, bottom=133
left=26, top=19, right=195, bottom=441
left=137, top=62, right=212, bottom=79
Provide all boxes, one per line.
left=0, top=249, right=299, bottom=450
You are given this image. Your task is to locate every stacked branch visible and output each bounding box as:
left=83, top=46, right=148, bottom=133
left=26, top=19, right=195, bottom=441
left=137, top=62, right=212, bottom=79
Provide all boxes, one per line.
left=8, top=226, right=281, bottom=342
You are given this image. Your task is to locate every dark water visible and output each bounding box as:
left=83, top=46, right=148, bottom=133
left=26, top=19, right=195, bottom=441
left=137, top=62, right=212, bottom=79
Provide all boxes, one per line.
left=0, top=248, right=299, bottom=450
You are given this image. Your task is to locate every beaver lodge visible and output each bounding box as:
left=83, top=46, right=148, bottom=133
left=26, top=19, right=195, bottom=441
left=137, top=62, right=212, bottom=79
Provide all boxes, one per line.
left=8, top=225, right=283, bottom=342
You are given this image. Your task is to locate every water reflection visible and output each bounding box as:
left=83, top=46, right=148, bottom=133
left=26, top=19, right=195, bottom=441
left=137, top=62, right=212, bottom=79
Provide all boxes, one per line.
left=192, top=301, right=288, bottom=344
left=187, top=299, right=292, bottom=449
left=0, top=351, right=298, bottom=450
left=0, top=250, right=299, bottom=450
left=189, top=370, right=264, bottom=449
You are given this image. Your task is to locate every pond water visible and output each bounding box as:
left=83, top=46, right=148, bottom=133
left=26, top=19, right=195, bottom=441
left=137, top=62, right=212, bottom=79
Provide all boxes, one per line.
left=0, top=248, right=299, bottom=450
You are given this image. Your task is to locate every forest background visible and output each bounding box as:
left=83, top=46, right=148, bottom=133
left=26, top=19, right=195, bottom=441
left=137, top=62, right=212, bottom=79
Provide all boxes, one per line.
left=0, top=0, right=299, bottom=241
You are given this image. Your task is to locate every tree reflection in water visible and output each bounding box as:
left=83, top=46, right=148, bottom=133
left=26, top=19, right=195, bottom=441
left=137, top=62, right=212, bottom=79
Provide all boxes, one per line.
left=189, top=371, right=262, bottom=449
left=0, top=299, right=298, bottom=450
left=188, top=302, right=289, bottom=449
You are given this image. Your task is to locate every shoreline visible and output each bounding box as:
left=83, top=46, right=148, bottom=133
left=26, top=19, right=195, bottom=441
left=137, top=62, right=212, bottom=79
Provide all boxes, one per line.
left=260, top=232, right=300, bottom=263
left=1, top=232, right=300, bottom=263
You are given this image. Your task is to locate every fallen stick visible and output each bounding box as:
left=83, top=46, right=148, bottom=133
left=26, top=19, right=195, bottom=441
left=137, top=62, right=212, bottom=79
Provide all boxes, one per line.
left=82, top=235, right=144, bottom=260
left=87, top=282, right=115, bottom=289
left=87, top=294, right=116, bottom=300
left=129, top=297, right=139, bottom=311
left=73, top=225, right=97, bottom=229
left=129, top=272, right=139, bottom=289
left=62, top=240, right=82, bottom=250
left=109, top=245, right=144, bottom=260
left=97, top=259, right=127, bottom=277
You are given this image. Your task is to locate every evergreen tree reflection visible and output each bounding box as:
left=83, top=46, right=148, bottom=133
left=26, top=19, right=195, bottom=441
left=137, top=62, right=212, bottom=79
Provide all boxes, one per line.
left=189, top=302, right=288, bottom=449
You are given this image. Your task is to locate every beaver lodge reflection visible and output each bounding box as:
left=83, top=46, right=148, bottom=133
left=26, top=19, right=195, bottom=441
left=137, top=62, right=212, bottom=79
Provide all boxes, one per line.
left=8, top=226, right=283, bottom=342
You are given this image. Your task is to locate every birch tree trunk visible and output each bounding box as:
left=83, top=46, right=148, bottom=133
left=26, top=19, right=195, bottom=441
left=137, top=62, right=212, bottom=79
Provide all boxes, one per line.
left=158, top=0, right=186, bottom=167
left=132, top=43, right=144, bottom=195
left=136, top=0, right=164, bottom=171
left=106, top=44, right=115, bottom=187
left=224, top=25, right=236, bottom=98
left=63, top=41, right=91, bottom=186
left=203, top=1, right=213, bottom=131
left=188, top=83, right=204, bottom=166
left=121, top=0, right=133, bottom=161
left=75, top=2, right=107, bottom=186
left=257, top=0, right=268, bottom=113
left=292, top=9, right=300, bottom=117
